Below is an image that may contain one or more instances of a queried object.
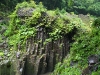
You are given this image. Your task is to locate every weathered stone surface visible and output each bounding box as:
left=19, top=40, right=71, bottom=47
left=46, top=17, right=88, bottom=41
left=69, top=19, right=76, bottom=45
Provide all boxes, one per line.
left=17, top=7, right=35, bottom=17
left=22, top=27, right=70, bottom=75
left=0, top=26, right=71, bottom=75
left=0, top=8, right=73, bottom=75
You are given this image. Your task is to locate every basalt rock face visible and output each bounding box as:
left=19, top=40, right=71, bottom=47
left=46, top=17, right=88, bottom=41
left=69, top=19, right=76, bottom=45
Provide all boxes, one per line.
left=16, top=8, right=70, bottom=75
left=0, top=6, right=73, bottom=75
left=22, top=27, right=70, bottom=75
left=0, top=27, right=71, bottom=75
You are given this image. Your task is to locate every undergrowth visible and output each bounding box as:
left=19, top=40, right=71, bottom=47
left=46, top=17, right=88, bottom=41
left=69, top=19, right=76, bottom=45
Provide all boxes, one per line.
left=52, top=17, right=100, bottom=75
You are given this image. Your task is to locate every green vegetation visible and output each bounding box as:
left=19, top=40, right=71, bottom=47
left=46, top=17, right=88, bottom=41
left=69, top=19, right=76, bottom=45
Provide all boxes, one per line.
left=0, top=0, right=100, bottom=75
left=52, top=17, right=100, bottom=75
left=4, top=1, right=84, bottom=52
left=34, top=0, right=100, bottom=16
left=0, top=0, right=29, bottom=11
left=1, top=0, right=100, bottom=16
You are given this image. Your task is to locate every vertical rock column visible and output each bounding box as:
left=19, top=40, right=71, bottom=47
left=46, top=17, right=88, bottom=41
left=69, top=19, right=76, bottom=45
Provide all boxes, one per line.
left=23, top=27, right=70, bottom=75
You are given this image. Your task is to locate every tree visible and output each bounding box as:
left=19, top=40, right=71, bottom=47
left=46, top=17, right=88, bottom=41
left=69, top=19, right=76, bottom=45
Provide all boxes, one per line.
left=88, top=2, right=100, bottom=16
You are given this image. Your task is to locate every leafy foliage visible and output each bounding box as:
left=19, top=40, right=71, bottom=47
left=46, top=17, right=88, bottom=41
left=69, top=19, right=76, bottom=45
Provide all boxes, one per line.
left=69, top=17, right=100, bottom=63
left=1, top=0, right=100, bottom=17
left=34, top=0, right=74, bottom=11
left=52, top=17, right=100, bottom=75
left=34, top=0, right=100, bottom=16
left=0, top=0, right=29, bottom=11
left=52, top=54, right=82, bottom=75
left=4, top=1, right=83, bottom=51
left=88, top=2, right=100, bottom=16
left=2, top=0, right=100, bottom=74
